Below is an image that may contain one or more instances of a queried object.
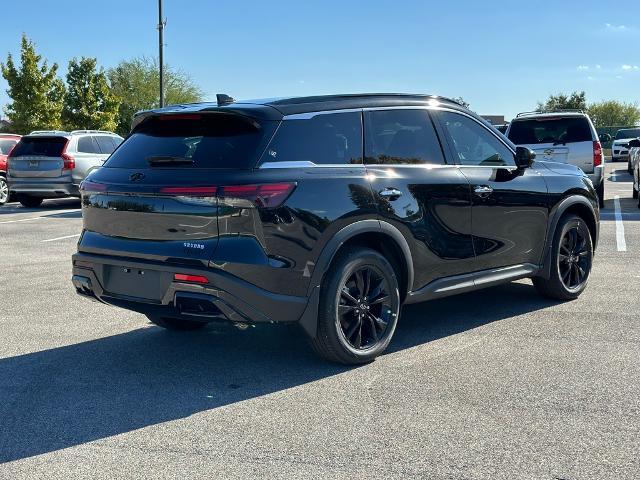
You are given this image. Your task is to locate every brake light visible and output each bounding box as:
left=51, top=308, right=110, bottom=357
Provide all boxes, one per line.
left=159, top=114, right=202, bottom=121
left=174, top=273, right=208, bottom=284
left=61, top=139, right=74, bottom=170
left=593, top=141, right=603, bottom=167
left=80, top=180, right=107, bottom=192
left=219, top=183, right=296, bottom=208
left=159, top=186, right=217, bottom=196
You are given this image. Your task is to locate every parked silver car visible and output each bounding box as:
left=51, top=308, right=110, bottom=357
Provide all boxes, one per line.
left=506, top=111, right=605, bottom=207
left=7, top=130, right=123, bottom=207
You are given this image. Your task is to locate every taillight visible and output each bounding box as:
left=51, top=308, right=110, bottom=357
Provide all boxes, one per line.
left=219, top=183, right=296, bottom=208
left=159, top=182, right=296, bottom=208
left=61, top=153, right=75, bottom=170
left=80, top=180, right=107, bottom=192
left=174, top=273, right=208, bottom=284
left=593, top=141, right=603, bottom=167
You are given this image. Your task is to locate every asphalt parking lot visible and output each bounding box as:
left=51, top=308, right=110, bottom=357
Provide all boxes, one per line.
left=0, top=161, right=638, bottom=479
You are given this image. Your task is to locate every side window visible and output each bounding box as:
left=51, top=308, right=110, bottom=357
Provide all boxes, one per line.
left=264, top=112, right=362, bottom=165
left=438, top=111, right=515, bottom=167
left=77, top=136, right=100, bottom=154
left=365, top=109, right=445, bottom=165
left=95, top=136, right=117, bottom=154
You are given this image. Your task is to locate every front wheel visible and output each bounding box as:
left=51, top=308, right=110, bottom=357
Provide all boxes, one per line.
left=146, top=315, right=208, bottom=331
left=533, top=214, right=593, bottom=300
left=0, top=177, right=8, bottom=206
left=310, top=247, right=401, bottom=365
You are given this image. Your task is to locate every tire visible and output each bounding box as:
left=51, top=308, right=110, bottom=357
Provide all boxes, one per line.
left=0, top=176, right=8, bottom=206
left=628, top=160, right=633, bottom=175
left=633, top=185, right=638, bottom=200
left=310, top=247, right=401, bottom=365
left=533, top=214, right=593, bottom=301
left=17, top=194, right=43, bottom=208
left=596, top=181, right=604, bottom=208
left=146, top=315, right=208, bottom=331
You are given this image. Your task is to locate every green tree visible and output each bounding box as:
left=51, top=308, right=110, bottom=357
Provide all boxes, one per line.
left=0, top=34, right=65, bottom=134
left=587, top=100, right=640, bottom=127
left=107, top=56, right=203, bottom=135
left=536, top=91, right=587, bottom=112
left=62, top=57, right=119, bottom=131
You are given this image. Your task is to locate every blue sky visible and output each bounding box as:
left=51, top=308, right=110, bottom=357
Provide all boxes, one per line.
left=0, top=0, right=639, bottom=121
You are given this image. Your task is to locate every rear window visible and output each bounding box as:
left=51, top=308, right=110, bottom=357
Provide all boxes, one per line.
left=105, top=114, right=276, bottom=169
left=95, top=136, right=120, bottom=154
left=9, top=136, right=67, bottom=157
left=615, top=128, right=640, bottom=140
left=0, top=139, right=18, bottom=155
left=508, top=117, right=592, bottom=145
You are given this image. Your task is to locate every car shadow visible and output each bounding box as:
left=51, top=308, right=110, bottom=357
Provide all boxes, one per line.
left=0, top=282, right=557, bottom=464
left=0, top=198, right=81, bottom=215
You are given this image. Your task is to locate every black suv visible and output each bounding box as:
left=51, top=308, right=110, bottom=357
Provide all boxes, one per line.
left=72, top=94, right=599, bottom=364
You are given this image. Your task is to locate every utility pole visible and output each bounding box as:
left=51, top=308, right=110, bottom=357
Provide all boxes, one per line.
left=158, top=0, right=165, bottom=107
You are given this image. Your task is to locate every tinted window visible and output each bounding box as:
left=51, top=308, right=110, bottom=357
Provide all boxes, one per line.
left=105, top=114, right=276, bottom=169
left=365, top=109, right=445, bottom=165
left=508, top=117, right=592, bottom=145
left=9, top=136, right=67, bottom=157
left=77, top=136, right=100, bottom=154
left=0, top=139, right=18, bottom=155
left=438, top=111, right=515, bottom=167
left=264, top=112, right=362, bottom=165
left=615, top=128, right=640, bottom=140
left=95, top=136, right=118, bottom=154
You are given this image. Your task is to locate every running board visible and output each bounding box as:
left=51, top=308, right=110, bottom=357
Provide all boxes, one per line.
left=405, top=263, right=541, bottom=304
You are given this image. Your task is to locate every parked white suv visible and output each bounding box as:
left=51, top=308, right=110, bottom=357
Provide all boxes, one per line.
left=7, top=130, right=123, bottom=207
left=506, top=111, right=605, bottom=207
left=611, top=127, right=640, bottom=166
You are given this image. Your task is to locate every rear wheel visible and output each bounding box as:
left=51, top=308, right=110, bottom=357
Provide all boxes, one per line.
left=533, top=214, right=593, bottom=300
left=628, top=159, right=633, bottom=175
left=596, top=180, right=604, bottom=208
left=310, top=247, right=401, bottom=365
left=146, top=315, right=208, bottom=331
left=633, top=183, right=638, bottom=199
left=17, top=194, right=43, bottom=208
left=0, top=177, right=8, bottom=206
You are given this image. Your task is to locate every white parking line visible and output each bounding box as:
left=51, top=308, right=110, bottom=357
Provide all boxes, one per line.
left=42, top=233, right=81, bottom=243
left=0, top=217, right=43, bottom=225
left=614, top=195, right=627, bottom=252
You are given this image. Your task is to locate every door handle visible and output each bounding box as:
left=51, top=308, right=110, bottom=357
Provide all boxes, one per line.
left=379, top=187, right=403, bottom=200
left=474, top=185, right=493, bottom=197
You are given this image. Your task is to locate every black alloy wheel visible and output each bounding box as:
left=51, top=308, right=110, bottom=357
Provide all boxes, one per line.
left=558, top=226, right=590, bottom=290
left=337, top=265, right=394, bottom=350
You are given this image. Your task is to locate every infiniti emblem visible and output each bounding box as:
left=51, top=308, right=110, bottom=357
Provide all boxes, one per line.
left=129, top=172, right=145, bottom=182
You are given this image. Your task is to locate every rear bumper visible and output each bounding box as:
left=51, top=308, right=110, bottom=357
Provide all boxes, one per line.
left=7, top=177, right=78, bottom=197
left=587, top=165, right=604, bottom=188
left=71, top=252, right=309, bottom=326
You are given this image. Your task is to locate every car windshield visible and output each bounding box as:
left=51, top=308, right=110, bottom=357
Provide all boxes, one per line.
left=0, top=138, right=18, bottom=155
left=508, top=117, right=592, bottom=145
left=105, top=113, right=277, bottom=169
left=9, top=136, right=67, bottom=157
left=615, top=129, right=640, bottom=139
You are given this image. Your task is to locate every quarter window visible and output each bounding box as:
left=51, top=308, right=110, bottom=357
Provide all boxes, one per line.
left=264, top=112, right=362, bottom=165
left=365, top=109, right=445, bottom=165
left=438, top=111, right=515, bottom=167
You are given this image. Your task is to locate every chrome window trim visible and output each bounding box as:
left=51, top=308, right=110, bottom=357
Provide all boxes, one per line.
left=282, top=108, right=363, bottom=121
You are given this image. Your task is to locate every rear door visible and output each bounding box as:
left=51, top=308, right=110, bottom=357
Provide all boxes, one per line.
left=507, top=116, right=594, bottom=173
left=78, top=112, right=278, bottom=265
left=363, top=108, right=475, bottom=290
left=435, top=110, right=549, bottom=271
left=8, top=136, right=68, bottom=178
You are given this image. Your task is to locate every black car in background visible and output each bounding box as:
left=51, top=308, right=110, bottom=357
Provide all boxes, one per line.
left=72, top=94, right=599, bottom=364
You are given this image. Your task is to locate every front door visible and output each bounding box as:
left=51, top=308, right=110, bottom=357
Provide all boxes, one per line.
left=434, top=110, right=549, bottom=271
left=364, top=108, right=475, bottom=291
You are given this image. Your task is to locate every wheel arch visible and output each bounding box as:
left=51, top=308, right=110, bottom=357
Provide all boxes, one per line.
left=298, top=219, right=413, bottom=338
left=539, top=195, right=598, bottom=280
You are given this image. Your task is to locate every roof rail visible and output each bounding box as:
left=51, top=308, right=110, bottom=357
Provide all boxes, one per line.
left=29, top=130, right=70, bottom=135
left=70, top=129, right=115, bottom=135
left=516, top=109, right=584, bottom=117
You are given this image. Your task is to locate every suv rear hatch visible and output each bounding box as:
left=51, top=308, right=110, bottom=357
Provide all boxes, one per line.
left=8, top=135, right=71, bottom=178
left=507, top=116, right=596, bottom=173
left=78, top=112, right=280, bottom=266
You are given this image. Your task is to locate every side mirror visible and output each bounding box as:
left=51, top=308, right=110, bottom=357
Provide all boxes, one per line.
left=515, top=146, right=535, bottom=168
left=600, top=133, right=612, bottom=143
left=628, top=138, right=640, bottom=148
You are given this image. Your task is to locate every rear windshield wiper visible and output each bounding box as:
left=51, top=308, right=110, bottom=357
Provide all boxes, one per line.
left=146, top=155, right=194, bottom=166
